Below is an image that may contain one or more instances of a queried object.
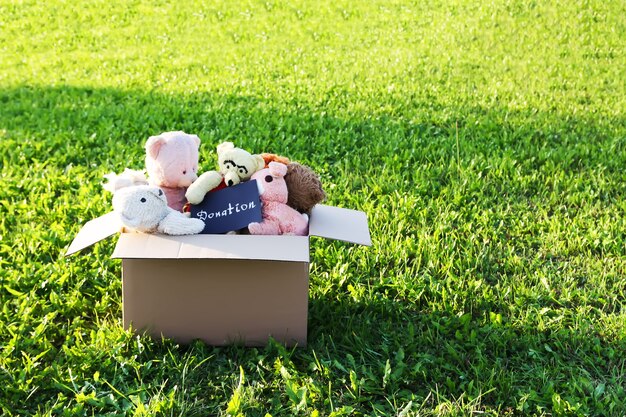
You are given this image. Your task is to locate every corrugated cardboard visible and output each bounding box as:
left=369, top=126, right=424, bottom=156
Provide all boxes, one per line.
left=122, top=259, right=309, bottom=346
left=67, top=204, right=371, bottom=347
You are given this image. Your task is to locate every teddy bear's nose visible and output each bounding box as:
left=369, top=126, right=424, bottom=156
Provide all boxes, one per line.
left=227, top=179, right=234, bottom=186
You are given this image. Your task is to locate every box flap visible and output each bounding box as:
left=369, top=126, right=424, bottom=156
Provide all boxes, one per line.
left=309, top=204, right=372, bottom=246
left=65, top=211, right=122, bottom=256
left=112, top=233, right=310, bottom=262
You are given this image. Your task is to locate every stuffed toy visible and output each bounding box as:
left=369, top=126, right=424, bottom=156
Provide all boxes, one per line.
left=261, top=153, right=291, bottom=167
left=248, top=162, right=309, bottom=236
left=102, top=168, right=148, bottom=193
left=145, top=131, right=200, bottom=212
left=285, top=162, right=326, bottom=214
left=261, top=153, right=326, bottom=214
left=112, top=185, right=205, bottom=235
left=185, top=141, right=265, bottom=205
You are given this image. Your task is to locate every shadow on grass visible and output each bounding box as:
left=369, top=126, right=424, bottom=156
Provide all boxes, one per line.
left=1, top=84, right=624, bottom=173
left=1, top=84, right=625, bottom=414
left=308, top=295, right=626, bottom=411
left=0, top=84, right=390, bottom=172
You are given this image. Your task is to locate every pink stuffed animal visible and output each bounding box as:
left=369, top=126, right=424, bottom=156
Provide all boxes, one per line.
left=145, top=131, right=200, bottom=211
left=248, top=162, right=309, bottom=236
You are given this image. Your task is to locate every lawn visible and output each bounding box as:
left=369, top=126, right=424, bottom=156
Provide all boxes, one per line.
left=1, top=0, right=625, bottom=415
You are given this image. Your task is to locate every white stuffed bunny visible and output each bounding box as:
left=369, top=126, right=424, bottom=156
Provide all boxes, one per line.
left=112, top=185, right=204, bottom=235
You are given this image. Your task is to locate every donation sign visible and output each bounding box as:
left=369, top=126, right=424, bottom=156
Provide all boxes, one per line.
left=189, top=180, right=262, bottom=234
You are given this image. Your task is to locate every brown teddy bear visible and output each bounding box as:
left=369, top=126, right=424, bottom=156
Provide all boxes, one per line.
left=261, top=153, right=326, bottom=214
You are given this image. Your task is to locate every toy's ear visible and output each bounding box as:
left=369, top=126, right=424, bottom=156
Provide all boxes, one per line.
left=216, top=141, right=234, bottom=154
left=190, top=134, right=201, bottom=148
left=268, top=162, right=287, bottom=177
left=145, top=135, right=166, bottom=159
left=253, top=155, right=265, bottom=172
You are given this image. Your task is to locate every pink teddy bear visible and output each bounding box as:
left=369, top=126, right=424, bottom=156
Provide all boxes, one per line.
left=248, top=162, right=309, bottom=236
left=145, top=131, right=200, bottom=212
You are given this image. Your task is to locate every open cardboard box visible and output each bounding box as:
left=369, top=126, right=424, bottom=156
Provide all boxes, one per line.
left=67, top=204, right=371, bottom=347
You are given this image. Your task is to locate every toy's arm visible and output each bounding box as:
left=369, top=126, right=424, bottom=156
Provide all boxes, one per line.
left=185, top=171, right=223, bottom=204
left=158, top=210, right=205, bottom=235
left=248, top=220, right=281, bottom=235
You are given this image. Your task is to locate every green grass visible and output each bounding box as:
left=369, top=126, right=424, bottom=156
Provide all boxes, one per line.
left=1, top=0, right=625, bottom=415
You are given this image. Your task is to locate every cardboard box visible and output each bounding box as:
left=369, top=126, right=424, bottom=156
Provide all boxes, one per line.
left=67, top=204, right=371, bottom=347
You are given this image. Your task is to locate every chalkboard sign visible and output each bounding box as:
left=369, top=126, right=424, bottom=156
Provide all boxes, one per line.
left=189, top=180, right=262, bottom=234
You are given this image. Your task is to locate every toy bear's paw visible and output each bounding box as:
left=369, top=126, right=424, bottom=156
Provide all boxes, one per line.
left=185, top=171, right=223, bottom=204
left=158, top=211, right=205, bottom=235
left=248, top=222, right=261, bottom=234
left=185, top=188, right=204, bottom=205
